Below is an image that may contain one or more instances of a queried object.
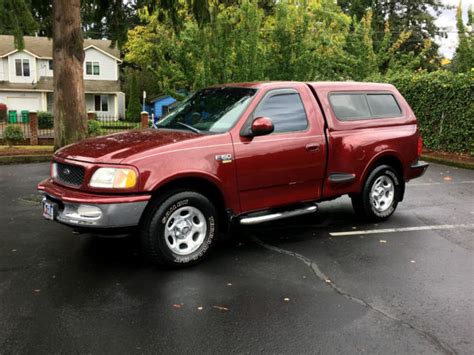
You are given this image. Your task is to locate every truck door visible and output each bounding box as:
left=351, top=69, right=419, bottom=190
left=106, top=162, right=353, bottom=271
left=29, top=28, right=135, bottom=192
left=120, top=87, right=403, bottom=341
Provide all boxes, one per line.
left=232, top=84, right=327, bottom=212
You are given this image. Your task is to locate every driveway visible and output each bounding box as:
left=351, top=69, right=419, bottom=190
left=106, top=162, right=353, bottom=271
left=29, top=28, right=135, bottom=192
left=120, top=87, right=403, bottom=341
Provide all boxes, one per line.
left=0, top=162, right=472, bottom=354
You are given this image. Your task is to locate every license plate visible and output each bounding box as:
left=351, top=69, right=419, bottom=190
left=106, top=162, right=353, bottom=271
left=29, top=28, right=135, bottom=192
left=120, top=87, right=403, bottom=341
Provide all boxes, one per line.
left=42, top=199, right=56, bottom=220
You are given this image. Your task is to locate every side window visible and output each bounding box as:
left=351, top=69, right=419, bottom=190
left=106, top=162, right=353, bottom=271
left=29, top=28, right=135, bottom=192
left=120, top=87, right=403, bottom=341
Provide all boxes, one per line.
left=329, top=92, right=402, bottom=121
left=329, top=94, right=370, bottom=120
left=254, top=92, right=308, bottom=133
left=367, top=94, right=401, bottom=117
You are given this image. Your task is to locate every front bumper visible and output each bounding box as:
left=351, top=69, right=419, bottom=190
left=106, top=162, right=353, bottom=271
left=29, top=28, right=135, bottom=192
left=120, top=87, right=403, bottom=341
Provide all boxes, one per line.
left=38, top=178, right=151, bottom=228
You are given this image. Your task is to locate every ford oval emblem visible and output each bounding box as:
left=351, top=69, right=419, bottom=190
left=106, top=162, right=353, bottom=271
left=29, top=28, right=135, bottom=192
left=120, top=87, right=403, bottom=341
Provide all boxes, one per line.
left=63, top=168, right=71, bottom=175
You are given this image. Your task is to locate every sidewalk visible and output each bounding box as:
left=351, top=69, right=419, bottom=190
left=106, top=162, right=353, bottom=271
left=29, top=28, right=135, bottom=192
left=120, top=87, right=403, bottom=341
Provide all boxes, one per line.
left=0, top=145, right=53, bottom=164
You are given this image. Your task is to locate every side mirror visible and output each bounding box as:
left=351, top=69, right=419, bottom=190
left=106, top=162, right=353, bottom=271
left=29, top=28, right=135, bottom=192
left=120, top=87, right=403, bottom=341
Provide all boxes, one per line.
left=242, top=116, right=274, bottom=137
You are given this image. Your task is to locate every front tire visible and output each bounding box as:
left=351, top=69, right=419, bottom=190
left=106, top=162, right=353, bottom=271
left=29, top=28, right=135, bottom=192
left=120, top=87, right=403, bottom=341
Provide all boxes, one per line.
left=140, top=190, right=218, bottom=267
left=351, top=165, right=401, bottom=221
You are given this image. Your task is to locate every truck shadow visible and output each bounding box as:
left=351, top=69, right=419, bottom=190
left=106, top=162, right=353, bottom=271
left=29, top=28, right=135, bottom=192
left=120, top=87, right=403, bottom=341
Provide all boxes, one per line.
left=77, top=199, right=369, bottom=268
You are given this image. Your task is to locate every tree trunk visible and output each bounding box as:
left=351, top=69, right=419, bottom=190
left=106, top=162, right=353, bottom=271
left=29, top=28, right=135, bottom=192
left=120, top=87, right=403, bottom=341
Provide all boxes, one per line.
left=53, top=0, right=87, bottom=150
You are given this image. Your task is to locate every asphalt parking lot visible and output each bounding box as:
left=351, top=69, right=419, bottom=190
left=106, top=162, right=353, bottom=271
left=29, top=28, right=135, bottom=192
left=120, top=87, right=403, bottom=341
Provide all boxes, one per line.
left=0, top=162, right=473, bottom=354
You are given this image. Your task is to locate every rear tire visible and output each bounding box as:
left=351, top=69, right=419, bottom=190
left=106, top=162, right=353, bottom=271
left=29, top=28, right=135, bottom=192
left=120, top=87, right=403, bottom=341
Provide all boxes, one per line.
left=351, top=165, right=401, bottom=221
left=140, top=190, right=218, bottom=267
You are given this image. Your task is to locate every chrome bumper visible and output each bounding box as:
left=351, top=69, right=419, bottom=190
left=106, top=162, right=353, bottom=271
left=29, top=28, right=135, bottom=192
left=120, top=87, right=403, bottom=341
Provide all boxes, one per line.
left=41, top=194, right=147, bottom=228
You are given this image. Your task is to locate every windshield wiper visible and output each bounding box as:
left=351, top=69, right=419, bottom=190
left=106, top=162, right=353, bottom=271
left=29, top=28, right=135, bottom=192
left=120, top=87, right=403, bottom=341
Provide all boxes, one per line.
left=176, top=122, right=202, bottom=134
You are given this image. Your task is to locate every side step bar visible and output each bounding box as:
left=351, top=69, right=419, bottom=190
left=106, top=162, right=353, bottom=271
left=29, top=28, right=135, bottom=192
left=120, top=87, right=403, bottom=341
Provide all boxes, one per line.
left=239, top=205, right=318, bottom=225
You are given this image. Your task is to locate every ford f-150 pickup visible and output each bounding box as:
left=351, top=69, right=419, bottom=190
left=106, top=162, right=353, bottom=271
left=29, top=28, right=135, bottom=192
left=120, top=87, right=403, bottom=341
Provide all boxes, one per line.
left=38, top=81, right=429, bottom=266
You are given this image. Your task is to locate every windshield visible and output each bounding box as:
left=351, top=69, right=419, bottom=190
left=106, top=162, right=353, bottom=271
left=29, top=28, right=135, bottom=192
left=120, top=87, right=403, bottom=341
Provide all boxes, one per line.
left=156, top=87, right=257, bottom=134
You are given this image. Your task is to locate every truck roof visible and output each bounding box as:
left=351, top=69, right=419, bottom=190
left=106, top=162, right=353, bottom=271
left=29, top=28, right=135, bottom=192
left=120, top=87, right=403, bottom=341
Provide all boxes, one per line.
left=216, top=81, right=396, bottom=91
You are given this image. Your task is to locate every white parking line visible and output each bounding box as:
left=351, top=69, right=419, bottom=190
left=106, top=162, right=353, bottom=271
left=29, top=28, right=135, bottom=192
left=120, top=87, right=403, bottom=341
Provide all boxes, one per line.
left=409, top=181, right=474, bottom=186
left=330, top=224, right=474, bottom=237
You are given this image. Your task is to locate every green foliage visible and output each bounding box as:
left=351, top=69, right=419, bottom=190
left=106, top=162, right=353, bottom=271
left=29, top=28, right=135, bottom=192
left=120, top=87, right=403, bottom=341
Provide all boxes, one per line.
left=0, top=0, right=38, bottom=48
left=125, top=1, right=352, bottom=93
left=340, top=0, right=446, bottom=70
left=123, top=67, right=161, bottom=111
left=4, top=125, right=24, bottom=146
left=125, top=1, right=449, bottom=92
left=87, top=119, right=102, bottom=137
left=126, top=72, right=142, bottom=122
left=38, top=111, right=53, bottom=130
left=381, top=70, right=474, bottom=153
left=452, top=2, right=474, bottom=73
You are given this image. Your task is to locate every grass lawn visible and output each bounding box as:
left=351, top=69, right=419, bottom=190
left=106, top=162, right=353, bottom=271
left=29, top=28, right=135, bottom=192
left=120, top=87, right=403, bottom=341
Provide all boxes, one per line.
left=0, top=145, right=54, bottom=151
left=0, top=145, right=54, bottom=156
left=99, top=121, right=140, bottom=129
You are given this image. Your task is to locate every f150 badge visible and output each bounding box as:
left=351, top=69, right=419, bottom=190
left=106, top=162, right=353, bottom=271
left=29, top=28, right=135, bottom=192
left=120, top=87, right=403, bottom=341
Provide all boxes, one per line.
left=215, top=154, right=233, bottom=164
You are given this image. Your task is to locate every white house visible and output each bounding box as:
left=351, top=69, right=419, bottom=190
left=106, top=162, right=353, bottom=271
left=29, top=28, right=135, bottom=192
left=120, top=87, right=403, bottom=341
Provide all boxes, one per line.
left=0, top=35, right=125, bottom=120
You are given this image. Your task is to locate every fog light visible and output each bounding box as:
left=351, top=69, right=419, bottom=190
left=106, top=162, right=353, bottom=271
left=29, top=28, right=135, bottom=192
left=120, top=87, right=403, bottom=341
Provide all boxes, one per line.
left=77, top=205, right=102, bottom=219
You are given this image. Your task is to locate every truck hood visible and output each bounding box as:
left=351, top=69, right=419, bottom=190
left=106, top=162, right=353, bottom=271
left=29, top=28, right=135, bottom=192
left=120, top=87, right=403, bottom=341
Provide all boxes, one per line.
left=54, top=129, right=202, bottom=164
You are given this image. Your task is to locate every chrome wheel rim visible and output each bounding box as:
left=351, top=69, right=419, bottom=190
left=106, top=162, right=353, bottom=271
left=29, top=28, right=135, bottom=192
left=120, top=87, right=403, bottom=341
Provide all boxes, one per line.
left=164, top=206, right=207, bottom=256
left=370, top=175, right=395, bottom=213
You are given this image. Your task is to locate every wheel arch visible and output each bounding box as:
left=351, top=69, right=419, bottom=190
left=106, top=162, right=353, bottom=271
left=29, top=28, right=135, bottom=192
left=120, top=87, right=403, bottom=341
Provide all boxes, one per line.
left=360, top=152, right=406, bottom=201
left=144, top=173, right=229, bottom=231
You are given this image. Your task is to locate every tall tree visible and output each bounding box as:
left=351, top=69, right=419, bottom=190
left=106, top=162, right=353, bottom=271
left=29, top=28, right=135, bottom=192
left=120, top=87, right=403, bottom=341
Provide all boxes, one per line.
left=53, top=0, right=88, bottom=148
left=452, top=2, right=474, bottom=73
left=339, top=0, right=446, bottom=69
left=0, top=0, right=209, bottom=148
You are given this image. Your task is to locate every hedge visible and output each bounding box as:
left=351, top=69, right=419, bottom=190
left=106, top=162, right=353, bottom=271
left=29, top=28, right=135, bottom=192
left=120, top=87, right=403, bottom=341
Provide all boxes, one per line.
left=38, top=111, right=54, bottom=129
left=382, top=70, right=473, bottom=154
left=4, top=125, right=24, bottom=146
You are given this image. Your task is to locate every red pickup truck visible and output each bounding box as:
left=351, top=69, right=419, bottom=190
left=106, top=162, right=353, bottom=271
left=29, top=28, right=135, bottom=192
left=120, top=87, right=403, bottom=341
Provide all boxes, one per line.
left=38, top=81, right=428, bottom=266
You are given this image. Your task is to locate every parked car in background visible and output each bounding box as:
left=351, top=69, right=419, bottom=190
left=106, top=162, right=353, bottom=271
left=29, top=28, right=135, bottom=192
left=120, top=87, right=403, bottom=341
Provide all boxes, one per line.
left=38, top=81, right=428, bottom=267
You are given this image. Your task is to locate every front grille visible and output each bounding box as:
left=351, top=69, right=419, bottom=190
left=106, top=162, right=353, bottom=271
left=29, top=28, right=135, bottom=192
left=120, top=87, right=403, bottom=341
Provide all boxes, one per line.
left=55, top=162, right=85, bottom=187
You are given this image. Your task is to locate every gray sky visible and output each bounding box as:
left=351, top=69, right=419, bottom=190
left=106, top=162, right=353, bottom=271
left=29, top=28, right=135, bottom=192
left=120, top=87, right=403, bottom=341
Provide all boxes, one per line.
left=435, top=0, right=473, bottom=58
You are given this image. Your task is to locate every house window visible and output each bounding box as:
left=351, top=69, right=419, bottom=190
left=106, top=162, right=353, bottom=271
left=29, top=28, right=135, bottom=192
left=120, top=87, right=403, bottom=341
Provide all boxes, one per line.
left=49, top=60, right=53, bottom=70
left=15, top=59, right=30, bottom=77
left=86, top=61, right=100, bottom=75
left=94, top=95, right=108, bottom=112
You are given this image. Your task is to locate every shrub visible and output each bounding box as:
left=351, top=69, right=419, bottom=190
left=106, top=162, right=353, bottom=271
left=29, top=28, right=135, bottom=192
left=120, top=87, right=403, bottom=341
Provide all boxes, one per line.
left=88, top=120, right=103, bottom=137
left=38, top=111, right=54, bottom=129
left=380, top=70, right=474, bottom=153
left=4, top=125, right=24, bottom=146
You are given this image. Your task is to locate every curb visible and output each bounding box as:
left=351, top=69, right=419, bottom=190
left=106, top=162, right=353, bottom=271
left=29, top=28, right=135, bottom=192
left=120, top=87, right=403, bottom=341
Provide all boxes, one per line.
left=0, top=154, right=52, bottom=165
left=421, top=154, right=474, bottom=170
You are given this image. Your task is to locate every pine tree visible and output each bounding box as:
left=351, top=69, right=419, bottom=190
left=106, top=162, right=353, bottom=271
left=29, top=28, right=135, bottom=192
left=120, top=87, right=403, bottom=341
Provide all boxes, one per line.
left=452, top=2, right=474, bottom=73
left=339, top=0, right=446, bottom=70
left=126, top=73, right=142, bottom=123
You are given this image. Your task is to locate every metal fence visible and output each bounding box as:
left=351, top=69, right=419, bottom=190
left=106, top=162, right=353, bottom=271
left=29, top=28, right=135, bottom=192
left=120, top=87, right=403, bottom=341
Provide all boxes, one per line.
left=0, top=112, right=54, bottom=141
left=95, top=115, right=142, bottom=135
left=0, top=114, right=147, bottom=144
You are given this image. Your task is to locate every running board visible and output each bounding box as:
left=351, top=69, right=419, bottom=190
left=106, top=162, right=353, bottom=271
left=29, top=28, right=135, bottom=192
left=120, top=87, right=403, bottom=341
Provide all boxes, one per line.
left=239, top=205, right=318, bottom=225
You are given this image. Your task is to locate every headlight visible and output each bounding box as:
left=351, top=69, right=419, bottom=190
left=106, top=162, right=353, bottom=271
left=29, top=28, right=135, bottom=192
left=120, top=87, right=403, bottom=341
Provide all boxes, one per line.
left=89, top=168, right=137, bottom=189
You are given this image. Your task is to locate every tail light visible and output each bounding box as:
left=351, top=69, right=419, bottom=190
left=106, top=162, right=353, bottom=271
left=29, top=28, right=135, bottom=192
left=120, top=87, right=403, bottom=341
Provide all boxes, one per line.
left=417, top=136, right=423, bottom=157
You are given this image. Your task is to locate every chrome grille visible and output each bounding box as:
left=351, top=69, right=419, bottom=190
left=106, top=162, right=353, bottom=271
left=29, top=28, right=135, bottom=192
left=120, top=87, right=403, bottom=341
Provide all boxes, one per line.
left=55, top=162, right=85, bottom=187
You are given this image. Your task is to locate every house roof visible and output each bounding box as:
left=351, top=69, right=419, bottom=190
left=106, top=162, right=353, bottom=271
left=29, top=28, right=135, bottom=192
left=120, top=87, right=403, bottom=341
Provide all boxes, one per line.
left=0, top=77, right=122, bottom=94
left=0, top=35, right=121, bottom=60
left=151, top=95, right=173, bottom=103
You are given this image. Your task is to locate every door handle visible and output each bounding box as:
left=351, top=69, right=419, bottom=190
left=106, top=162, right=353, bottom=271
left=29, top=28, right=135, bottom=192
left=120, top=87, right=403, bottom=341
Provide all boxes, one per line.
left=305, top=143, right=320, bottom=152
